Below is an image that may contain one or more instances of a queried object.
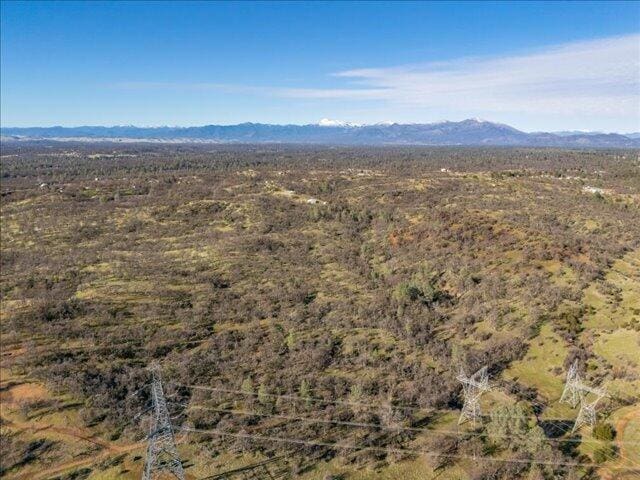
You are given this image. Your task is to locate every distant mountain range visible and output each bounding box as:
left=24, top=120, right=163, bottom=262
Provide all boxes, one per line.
left=2, top=119, right=639, bottom=147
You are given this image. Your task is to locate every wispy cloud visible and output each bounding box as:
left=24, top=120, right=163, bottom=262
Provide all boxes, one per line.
left=280, top=34, right=639, bottom=117
left=112, top=34, right=639, bottom=123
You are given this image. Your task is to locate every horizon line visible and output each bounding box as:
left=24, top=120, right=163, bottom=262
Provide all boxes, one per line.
left=2, top=119, right=638, bottom=135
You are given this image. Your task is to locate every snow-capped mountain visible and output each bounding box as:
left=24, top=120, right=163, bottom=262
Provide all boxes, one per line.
left=2, top=119, right=639, bottom=147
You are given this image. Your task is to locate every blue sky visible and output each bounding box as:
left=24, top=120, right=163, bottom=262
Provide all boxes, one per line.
left=1, top=1, right=639, bottom=131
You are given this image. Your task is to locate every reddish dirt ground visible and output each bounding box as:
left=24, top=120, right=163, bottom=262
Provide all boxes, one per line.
left=3, top=417, right=145, bottom=480
left=600, top=407, right=640, bottom=480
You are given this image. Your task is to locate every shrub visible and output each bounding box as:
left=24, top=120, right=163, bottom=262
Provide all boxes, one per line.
left=394, top=282, right=423, bottom=303
left=592, top=422, right=615, bottom=441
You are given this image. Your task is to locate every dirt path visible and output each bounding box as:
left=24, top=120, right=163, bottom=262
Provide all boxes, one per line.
left=599, top=406, right=640, bottom=480
left=615, top=407, right=640, bottom=466
left=23, top=435, right=191, bottom=480
left=3, top=416, right=144, bottom=480
left=4, top=416, right=139, bottom=453
left=21, top=442, right=144, bottom=480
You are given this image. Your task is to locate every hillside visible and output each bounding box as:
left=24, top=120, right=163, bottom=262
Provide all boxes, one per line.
left=1, top=144, right=639, bottom=480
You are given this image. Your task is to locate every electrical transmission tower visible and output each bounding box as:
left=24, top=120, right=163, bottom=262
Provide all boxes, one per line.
left=142, top=365, right=185, bottom=480
left=457, top=366, right=490, bottom=425
left=560, top=360, right=581, bottom=408
left=572, top=383, right=606, bottom=433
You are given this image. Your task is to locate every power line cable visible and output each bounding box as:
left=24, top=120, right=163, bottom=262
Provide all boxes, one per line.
left=178, top=402, right=640, bottom=447
left=172, top=382, right=586, bottom=423
left=179, top=426, right=639, bottom=471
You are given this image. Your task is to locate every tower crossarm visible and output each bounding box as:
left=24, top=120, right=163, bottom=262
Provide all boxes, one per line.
left=575, top=382, right=606, bottom=399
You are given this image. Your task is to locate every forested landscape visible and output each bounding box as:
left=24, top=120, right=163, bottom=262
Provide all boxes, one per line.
left=1, top=143, right=639, bottom=480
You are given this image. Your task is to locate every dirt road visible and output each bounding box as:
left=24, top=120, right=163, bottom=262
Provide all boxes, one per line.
left=3, top=417, right=144, bottom=480
left=600, top=406, right=640, bottom=480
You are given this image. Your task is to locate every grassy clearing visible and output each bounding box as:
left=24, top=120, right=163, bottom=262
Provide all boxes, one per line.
left=583, top=249, right=640, bottom=330
left=299, top=456, right=468, bottom=480
left=504, top=324, right=568, bottom=401
left=593, top=329, right=640, bottom=370
left=580, top=249, right=640, bottom=406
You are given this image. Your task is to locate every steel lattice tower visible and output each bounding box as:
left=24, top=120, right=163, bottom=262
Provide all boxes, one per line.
left=457, top=366, right=490, bottom=425
left=142, top=365, right=185, bottom=480
left=560, top=360, right=581, bottom=408
left=572, top=383, right=606, bottom=433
